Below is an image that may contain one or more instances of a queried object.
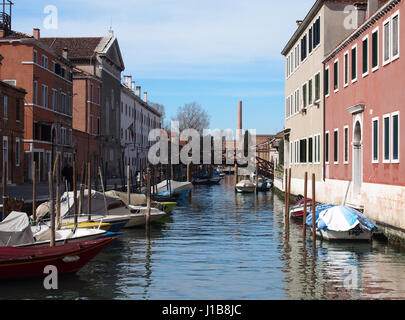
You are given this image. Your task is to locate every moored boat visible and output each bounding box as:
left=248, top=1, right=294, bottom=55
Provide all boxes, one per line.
left=235, top=180, right=256, bottom=193
left=0, top=238, right=115, bottom=279
left=289, top=198, right=313, bottom=219
left=306, top=204, right=379, bottom=241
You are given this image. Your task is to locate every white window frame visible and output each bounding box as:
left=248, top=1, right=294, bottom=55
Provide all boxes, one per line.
left=334, top=128, right=339, bottom=164
left=302, top=82, right=308, bottom=108
left=41, top=85, right=48, bottom=108
left=383, top=113, right=391, bottom=163
left=343, top=125, right=349, bottom=164
left=362, top=35, right=369, bottom=77
left=314, top=71, right=321, bottom=103
left=3, top=95, right=8, bottom=120
left=325, top=131, right=330, bottom=164
left=344, top=51, right=349, bottom=87
left=308, top=77, right=313, bottom=106
left=325, top=66, right=330, bottom=98
left=290, top=142, right=293, bottom=164
left=52, top=89, right=58, bottom=111
left=33, top=49, right=38, bottom=64
left=391, top=111, right=400, bottom=163
left=33, top=81, right=38, bottom=105
left=41, top=55, right=48, bottom=69
left=383, top=17, right=391, bottom=66
left=308, top=135, right=314, bottom=163
left=372, top=117, right=379, bottom=164
left=372, top=27, right=379, bottom=72
left=295, top=89, right=300, bottom=114
left=391, top=10, right=400, bottom=62
left=351, top=44, right=358, bottom=83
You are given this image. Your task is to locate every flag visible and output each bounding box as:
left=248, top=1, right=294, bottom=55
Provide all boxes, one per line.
left=128, top=123, right=134, bottom=139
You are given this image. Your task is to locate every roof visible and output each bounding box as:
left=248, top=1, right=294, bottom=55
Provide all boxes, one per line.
left=324, top=0, right=400, bottom=63
left=40, top=37, right=103, bottom=59
left=121, top=84, right=162, bottom=118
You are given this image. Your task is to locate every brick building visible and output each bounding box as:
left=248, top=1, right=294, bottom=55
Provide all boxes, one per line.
left=0, top=28, right=74, bottom=182
left=0, top=55, right=26, bottom=185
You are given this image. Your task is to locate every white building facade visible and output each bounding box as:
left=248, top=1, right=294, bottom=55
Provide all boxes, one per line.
left=121, top=75, right=162, bottom=175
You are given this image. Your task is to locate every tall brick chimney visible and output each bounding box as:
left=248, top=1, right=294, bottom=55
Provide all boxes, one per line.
left=33, top=28, right=40, bottom=40
left=136, top=86, right=141, bottom=97
left=237, top=101, right=242, bottom=130
left=143, top=92, right=148, bottom=102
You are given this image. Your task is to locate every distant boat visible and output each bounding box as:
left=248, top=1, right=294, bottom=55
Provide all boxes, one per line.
left=306, top=205, right=379, bottom=241
left=192, top=176, right=222, bottom=185
left=289, top=198, right=313, bottom=220
left=0, top=237, right=114, bottom=279
left=153, top=180, right=193, bottom=200
left=235, top=180, right=256, bottom=193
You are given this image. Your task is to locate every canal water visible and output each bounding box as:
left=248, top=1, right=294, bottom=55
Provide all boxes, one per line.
left=2, top=175, right=405, bottom=300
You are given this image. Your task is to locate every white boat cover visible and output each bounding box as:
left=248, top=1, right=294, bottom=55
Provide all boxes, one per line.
left=156, top=180, right=193, bottom=193
left=105, top=190, right=147, bottom=206
left=0, top=211, right=35, bottom=246
left=236, top=180, right=255, bottom=188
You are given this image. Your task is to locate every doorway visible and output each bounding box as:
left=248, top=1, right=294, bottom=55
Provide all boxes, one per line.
left=352, top=121, right=362, bottom=197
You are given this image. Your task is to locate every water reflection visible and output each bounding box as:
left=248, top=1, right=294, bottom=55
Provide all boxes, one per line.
left=2, top=175, right=405, bottom=299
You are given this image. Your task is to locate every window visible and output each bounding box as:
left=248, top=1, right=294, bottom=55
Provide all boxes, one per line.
left=314, top=72, right=320, bottom=102
left=295, top=89, right=300, bottom=113
left=363, top=36, right=369, bottom=76
left=3, top=95, right=8, bottom=119
left=41, top=55, right=48, bottom=69
left=309, top=27, right=313, bottom=54
left=60, top=92, right=66, bottom=113
left=308, top=137, right=313, bottom=163
left=314, top=134, right=321, bottom=163
left=285, top=97, right=290, bottom=118
left=52, top=89, right=58, bottom=111
left=301, top=35, right=307, bottom=61
left=61, top=67, right=66, bottom=79
left=392, top=112, right=399, bottom=162
left=351, top=45, right=357, bottom=82
left=90, top=115, right=93, bottom=134
left=334, top=60, right=339, bottom=91
left=313, top=17, right=321, bottom=48
left=383, top=114, right=390, bottom=162
left=372, top=118, right=379, bottom=163
left=33, top=50, right=38, bottom=64
left=300, top=139, right=307, bottom=163
left=33, top=81, right=38, bottom=105
left=97, top=87, right=101, bottom=104
left=295, top=141, right=299, bottom=164
left=325, top=67, right=330, bottom=97
left=295, top=45, right=300, bottom=69
left=15, top=138, right=20, bottom=166
left=334, top=129, right=339, bottom=163
left=344, top=52, right=349, bottom=86
left=308, top=78, right=313, bottom=105
left=325, top=131, right=330, bottom=163
left=302, top=83, right=307, bottom=108
left=372, top=28, right=379, bottom=70
left=290, top=52, right=294, bottom=74
left=90, top=84, right=94, bottom=102
left=392, top=12, right=400, bottom=60
left=383, top=18, right=391, bottom=65
left=41, top=85, right=48, bottom=108
left=68, top=95, right=73, bottom=116
left=344, top=126, right=349, bottom=163
left=16, top=99, right=20, bottom=121
left=97, top=117, right=100, bottom=135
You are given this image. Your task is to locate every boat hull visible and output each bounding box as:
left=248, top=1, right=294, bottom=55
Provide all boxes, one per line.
left=314, top=228, right=373, bottom=241
left=235, top=186, right=256, bottom=193
left=0, top=238, right=115, bottom=279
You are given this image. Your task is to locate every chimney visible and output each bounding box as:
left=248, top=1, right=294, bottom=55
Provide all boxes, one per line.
left=33, top=28, right=40, bottom=40
left=237, top=101, right=242, bottom=130
left=354, top=2, right=368, bottom=27
left=367, top=0, right=379, bottom=18
left=62, top=47, right=68, bottom=60
left=143, top=92, right=148, bottom=102
left=296, top=20, right=303, bottom=27
left=123, top=75, right=132, bottom=88
left=131, top=81, right=135, bottom=92
left=136, top=86, right=141, bottom=97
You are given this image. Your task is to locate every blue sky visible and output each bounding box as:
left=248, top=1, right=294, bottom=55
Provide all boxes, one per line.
left=12, top=0, right=315, bottom=134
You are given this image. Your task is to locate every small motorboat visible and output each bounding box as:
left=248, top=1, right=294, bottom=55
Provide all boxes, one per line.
left=235, top=180, right=256, bottom=193
left=290, top=198, right=313, bottom=220
left=153, top=180, right=193, bottom=200
left=192, top=175, right=222, bottom=185
left=0, top=237, right=115, bottom=279
left=306, top=204, right=379, bottom=241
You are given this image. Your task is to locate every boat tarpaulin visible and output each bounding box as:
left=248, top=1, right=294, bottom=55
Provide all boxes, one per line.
left=306, top=205, right=378, bottom=232
left=0, top=211, right=35, bottom=246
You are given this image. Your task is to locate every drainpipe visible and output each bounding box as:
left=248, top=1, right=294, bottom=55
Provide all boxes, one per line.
left=322, top=61, right=326, bottom=182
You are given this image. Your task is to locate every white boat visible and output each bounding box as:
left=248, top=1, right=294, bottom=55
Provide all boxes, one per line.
left=235, top=180, right=256, bottom=193
left=154, top=180, right=193, bottom=199
left=306, top=205, right=378, bottom=241
left=37, top=190, right=167, bottom=229
left=0, top=211, right=107, bottom=248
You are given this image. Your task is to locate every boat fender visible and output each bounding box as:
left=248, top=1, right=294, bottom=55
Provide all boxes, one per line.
left=62, top=255, right=80, bottom=263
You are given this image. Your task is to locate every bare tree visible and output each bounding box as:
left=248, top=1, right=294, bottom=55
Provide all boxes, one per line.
left=149, top=102, right=169, bottom=130
left=172, top=102, right=210, bottom=134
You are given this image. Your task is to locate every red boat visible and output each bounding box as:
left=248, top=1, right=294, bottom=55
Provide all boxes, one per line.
left=0, top=237, right=115, bottom=279
left=289, top=198, right=313, bottom=219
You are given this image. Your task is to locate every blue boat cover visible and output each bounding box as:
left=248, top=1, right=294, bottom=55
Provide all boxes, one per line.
left=306, top=204, right=378, bottom=232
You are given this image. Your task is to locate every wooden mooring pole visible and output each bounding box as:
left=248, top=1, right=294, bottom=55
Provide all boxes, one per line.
left=32, top=161, right=37, bottom=225
left=286, top=168, right=291, bottom=225
left=48, top=171, right=55, bottom=247
left=2, top=161, right=7, bottom=221
left=284, top=168, right=288, bottom=223
left=146, top=164, right=151, bottom=228
left=56, top=157, right=61, bottom=230
left=303, top=172, right=308, bottom=241
left=87, top=162, right=92, bottom=222
left=127, top=165, right=131, bottom=206
left=98, top=166, right=109, bottom=216
left=73, top=162, right=78, bottom=227
left=312, top=173, right=316, bottom=246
